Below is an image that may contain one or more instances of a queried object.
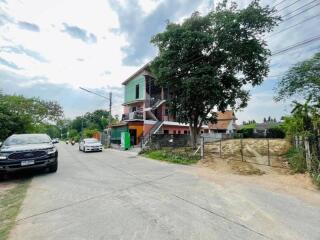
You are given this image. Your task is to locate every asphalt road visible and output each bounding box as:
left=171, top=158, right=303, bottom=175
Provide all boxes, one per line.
left=9, top=143, right=320, bottom=240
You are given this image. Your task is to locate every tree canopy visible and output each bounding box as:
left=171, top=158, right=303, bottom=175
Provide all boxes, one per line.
left=275, top=52, right=320, bottom=104
left=0, top=93, right=64, bottom=140
left=150, top=0, right=280, bottom=146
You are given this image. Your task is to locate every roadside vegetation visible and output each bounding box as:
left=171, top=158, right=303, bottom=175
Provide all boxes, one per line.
left=286, top=148, right=307, bottom=174
left=0, top=91, right=117, bottom=142
left=0, top=180, right=30, bottom=240
left=275, top=52, right=320, bottom=187
left=142, top=148, right=200, bottom=165
left=0, top=92, right=63, bottom=142
left=58, top=110, right=119, bottom=142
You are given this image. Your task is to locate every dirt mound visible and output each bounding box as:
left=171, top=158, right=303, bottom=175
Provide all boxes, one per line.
left=205, top=138, right=291, bottom=168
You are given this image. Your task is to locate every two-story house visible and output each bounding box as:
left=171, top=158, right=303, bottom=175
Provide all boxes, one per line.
left=112, top=63, right=208, bottom=145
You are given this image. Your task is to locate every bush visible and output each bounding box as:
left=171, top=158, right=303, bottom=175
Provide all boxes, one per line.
left=267, top=127, right=285, bottom=138
left=142, top=148, right=200, bottom=165
left=286, top=147, right=307, bottom=173
left=237, top=127, right=255, bottom=138
left=83, top=128, right=99, bottom=138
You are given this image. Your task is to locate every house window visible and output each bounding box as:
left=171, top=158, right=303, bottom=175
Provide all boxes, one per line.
left=173, top=130, right=176, bottom=134
left=164, top=130, right=169, bottom=134
left=178, top=130, right=181, bottom=134
left=132, top=107, right=136, bottom=112
left=135, top=84, right=140, bottom=99
left=165, top=108, right=169, bottom=116
left=184, top=130, right=187, bottom=134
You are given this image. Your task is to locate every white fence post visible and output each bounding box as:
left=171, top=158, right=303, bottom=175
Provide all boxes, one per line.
left=201, top=137, right=204, bottom=159
left=304, top=138, right=311, bottom=171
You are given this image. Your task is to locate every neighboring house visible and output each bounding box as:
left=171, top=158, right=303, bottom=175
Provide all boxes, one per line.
left=111, top=63, right=208, bottom=145
left=207, top=111, right=237, bottom=134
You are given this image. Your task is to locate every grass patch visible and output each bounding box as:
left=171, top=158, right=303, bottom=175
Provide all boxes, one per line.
left=142, top=148, right=200, bottom=165
left=286, top=147, right=307, bottom=173
left=312, top=174, right=320, bottom=189
left=0, top=180, right=30, bottom=240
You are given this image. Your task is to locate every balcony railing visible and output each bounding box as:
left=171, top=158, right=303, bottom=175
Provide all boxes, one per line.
left=122, top=111, right=143, bottom=121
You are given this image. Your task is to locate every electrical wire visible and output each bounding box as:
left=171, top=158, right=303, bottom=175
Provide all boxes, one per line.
left=274, top=0, right=304, bottom=14
left=283, top=1, right=320, bottom=21
left=271, top=34, right=320, bottom=56
left=268, top=13, right=320, bottom=37
left=272, top=0, right=290, bottom=8
left=281, top=0, right=319, bottom=19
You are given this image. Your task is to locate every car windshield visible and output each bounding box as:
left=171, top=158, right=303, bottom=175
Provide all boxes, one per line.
left=4, top=134, right=52, bottom=146
left=85, top=139, right=98, bottom=143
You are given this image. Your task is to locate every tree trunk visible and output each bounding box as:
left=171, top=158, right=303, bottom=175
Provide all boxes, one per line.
left=190, top=124, right=199, bottom=149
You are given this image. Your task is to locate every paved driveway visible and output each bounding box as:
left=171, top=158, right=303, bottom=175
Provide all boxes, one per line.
left=9, top=143, right=320, bottom=240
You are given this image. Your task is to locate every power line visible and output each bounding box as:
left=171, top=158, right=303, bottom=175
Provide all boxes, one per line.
left=271, top=34, right=320, bottom=56
left=281, top=0, right=319, bottom=19
left=283, top=1, right=320, bottom=21
left=79, top=87, right=110, bottom=100
left=269, top=13, right=320, bottom=37
left=275, top=0, right=304, bottom=13
left=272, top=0, right=289, bottom=8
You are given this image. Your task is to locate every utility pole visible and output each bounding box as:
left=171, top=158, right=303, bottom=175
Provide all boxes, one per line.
left=79, top=87, right=112, bottom=147
left=109, top=92, right=112, bottom=127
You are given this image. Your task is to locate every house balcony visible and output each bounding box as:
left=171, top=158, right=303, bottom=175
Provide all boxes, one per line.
left=122, top=111, right=144, bottom=121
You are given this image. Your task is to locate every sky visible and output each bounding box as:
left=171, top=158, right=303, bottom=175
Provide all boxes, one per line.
left=0, top=0, right=319, bottom=123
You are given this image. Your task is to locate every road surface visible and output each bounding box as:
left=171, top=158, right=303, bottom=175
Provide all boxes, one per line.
left=9, top=143, right=320, bottom=240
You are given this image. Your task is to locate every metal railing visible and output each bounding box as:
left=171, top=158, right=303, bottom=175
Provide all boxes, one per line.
left=122, top=111, right=143, bottom=121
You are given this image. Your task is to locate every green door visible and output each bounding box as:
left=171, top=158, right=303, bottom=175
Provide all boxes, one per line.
left=121, top=132, right=131, bottom=150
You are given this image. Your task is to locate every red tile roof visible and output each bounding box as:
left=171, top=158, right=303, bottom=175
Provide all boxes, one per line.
left=208, top=111, right=236, bottom=130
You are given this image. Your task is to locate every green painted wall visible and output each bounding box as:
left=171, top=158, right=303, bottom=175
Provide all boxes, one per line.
left=124, top=75, right=145, bottom=103
left=111, top=125, right=128, bottom=141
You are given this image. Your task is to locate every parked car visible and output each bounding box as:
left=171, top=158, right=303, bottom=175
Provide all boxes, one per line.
left=79, top=138, right=103, bottom=152
left=0, top=134, right=58, bottom=177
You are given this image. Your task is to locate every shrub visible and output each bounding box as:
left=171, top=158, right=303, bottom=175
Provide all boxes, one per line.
left=267, top=127, right=286, bottom=138
left=142, top=148, right=200, bottom=165
left=83, top=128, right=99, bottom=138
left=238, top=127, right=255, bottom=138
left=286, top=147, right=307, bottom=173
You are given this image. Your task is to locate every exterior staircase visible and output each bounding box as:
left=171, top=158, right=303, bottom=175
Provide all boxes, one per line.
left=141, top=121, right=164, bottom=148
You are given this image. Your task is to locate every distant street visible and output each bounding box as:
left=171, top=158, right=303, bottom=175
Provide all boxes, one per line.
left=9, top=143, right=320, bottom=240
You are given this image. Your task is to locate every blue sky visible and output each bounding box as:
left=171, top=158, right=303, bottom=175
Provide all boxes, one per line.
left=0, top=0, right=319, bottom=123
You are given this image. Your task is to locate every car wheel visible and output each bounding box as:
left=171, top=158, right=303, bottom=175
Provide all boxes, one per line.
left=79, top=146, right=81, bottom=151
left=83, top=147, right=86, bottom=153
left=48, top=161, right=58, bottom=173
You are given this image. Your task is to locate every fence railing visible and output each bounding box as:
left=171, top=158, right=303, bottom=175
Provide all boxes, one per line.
left=293, top=135, right=320, bottom=175
left=202, top=136, right=290, bottom=168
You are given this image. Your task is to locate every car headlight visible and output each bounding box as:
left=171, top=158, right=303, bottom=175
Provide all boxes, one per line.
left=0, top=152, right=9, bottom=160
left=47, top=147, right=57, bottom=155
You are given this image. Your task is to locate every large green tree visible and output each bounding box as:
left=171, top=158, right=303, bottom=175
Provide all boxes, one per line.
left=0, top=93, right=64, bottom=140
left=275, top=52, right=320, bottom=104
left=150, top=0, right=279, bottom=147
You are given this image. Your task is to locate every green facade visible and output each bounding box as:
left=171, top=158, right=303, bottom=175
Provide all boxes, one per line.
left=124, top=75, right=145, bottom=104
left=111, top=125, right=128, bottom=141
